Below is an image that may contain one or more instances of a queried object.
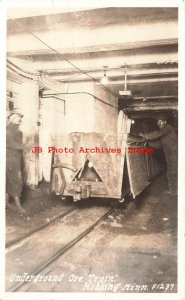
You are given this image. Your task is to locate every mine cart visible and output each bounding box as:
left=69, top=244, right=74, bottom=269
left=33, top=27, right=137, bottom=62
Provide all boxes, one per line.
left=50, top=132, right=163, bottom=201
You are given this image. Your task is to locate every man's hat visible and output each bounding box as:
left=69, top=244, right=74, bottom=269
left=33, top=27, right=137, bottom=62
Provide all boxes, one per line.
left=155, top=114, right=167, bottom=122
left=8, top=112, right=24, bottom=119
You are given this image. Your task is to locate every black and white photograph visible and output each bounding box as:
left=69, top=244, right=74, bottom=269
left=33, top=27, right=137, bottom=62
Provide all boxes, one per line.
left=1, top=1, right=185, bottom=299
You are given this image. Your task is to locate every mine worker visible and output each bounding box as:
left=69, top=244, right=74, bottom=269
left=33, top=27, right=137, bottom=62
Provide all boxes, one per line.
left=6, top=112, right=26, bottom=214
left=139, top=115, right=177, bottom=195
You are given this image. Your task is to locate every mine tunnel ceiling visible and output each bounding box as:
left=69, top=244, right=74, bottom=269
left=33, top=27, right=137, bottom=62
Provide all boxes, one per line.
left=7, top=7, right=178, bottom=100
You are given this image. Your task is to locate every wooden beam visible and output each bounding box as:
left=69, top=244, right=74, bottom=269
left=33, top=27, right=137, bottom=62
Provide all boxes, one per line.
left=51, top=72, right=178, bottom=84
left=118, top=98, right=177, bottom=111
left=7, top=50, right=178, bottom=79
left=24, top=65, right=177, bottom=83
left=7, top=38, right=177, bottom=57
left=133, top=95, right=178, bottom=101
left=124, top=106, right=177, bottom=111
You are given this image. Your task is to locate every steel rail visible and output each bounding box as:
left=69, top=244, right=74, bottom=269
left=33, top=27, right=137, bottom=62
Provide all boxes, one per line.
left=6, top=207, right=77, bottom=248
left=8, top=206, right=117, bottom=292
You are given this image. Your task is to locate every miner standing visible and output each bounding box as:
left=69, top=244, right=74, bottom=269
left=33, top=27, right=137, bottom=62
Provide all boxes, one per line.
left=6, top=112, right=26, bottom=213
left=139, top=115, right=177, bottom=195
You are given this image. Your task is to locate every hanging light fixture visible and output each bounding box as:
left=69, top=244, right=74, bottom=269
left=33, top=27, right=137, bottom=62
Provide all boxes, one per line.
left=100, top=66, right=109, bottom=84
left=119, top=65, right=132, bottom=96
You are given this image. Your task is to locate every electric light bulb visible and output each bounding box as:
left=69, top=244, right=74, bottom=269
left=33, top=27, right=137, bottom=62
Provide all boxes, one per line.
left=100, top=75, right=109, bottom=84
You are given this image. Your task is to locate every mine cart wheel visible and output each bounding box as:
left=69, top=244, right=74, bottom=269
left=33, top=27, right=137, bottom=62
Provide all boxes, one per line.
left=118, top=197, right=125, bottom=203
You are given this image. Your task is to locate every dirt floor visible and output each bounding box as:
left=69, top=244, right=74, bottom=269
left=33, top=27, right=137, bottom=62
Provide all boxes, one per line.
left=6, top=174, right=177, bottom=293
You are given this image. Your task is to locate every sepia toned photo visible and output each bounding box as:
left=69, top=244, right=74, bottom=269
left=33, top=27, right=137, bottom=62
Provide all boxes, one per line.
left=2, top=2, right=184, bottom=299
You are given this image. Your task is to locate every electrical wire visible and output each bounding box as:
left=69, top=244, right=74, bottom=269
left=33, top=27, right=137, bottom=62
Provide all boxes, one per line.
left=8, top=17, right=119, bottom=98
left=42, top=95, right=66, bottom=103
left=42, top=92, right=118, bottom=109
left=7, top=64, right=34, bottom=80
left=7, top=59, right=39, bottom=78
left=42, top=95, right=66, bottom=114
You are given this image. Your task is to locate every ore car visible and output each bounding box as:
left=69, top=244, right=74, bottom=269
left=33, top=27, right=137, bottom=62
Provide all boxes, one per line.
left=50, top=121, right=164, bottom=202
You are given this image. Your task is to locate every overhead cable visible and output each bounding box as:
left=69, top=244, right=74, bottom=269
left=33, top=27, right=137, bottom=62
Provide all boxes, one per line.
left=8, top=17, right=119, bottom=98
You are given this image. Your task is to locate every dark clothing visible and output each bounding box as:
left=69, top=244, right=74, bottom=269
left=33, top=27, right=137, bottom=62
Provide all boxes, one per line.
left=6, top=123, right=23, bottom=197
left=142, top=124, right=177, bottom=151
left=143, top=124, right=177, bottom=192
left=6, top=123, right=23, bottom=151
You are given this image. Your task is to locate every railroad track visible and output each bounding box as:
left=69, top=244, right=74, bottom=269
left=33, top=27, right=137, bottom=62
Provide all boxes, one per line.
left=7, top=205, right=118, bottom=292
left=6, top=207, right=77, bottom=248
